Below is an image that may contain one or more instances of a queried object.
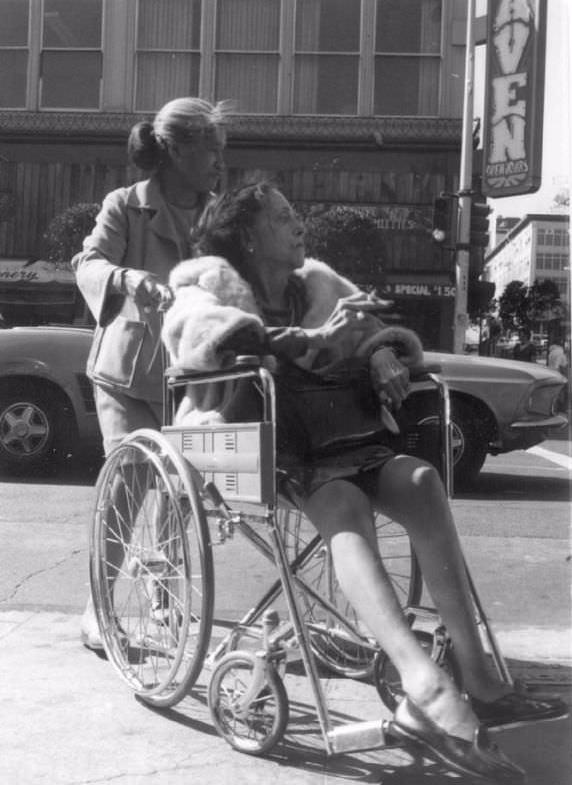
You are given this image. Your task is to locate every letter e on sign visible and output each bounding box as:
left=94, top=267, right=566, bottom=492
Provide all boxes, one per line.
left=481, top=0, right=547, bottom=197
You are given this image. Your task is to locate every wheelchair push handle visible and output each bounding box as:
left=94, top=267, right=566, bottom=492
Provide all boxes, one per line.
left=408, top=362, right=443, bottom=381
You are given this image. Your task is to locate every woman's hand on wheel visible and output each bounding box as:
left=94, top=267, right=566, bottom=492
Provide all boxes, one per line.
left=370, top=347, right=410, bottom=410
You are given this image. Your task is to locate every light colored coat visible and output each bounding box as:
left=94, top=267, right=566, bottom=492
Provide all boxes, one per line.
left=73, top=177, right=199, bottom=402
left=162, top=255, right=424, bottom=424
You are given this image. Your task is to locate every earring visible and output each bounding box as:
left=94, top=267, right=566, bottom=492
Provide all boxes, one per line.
left=247, top=245, right=254, bottom=254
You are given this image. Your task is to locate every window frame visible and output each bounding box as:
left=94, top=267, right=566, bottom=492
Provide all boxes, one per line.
left=132, top=0, right=202, bottom=112
left=5, top=0, right=450, bottom=117
left=0, top=0, right=32, bottom=109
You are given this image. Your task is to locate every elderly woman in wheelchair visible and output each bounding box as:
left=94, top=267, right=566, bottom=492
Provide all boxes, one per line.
left=162, top=181, right=566, bottom=782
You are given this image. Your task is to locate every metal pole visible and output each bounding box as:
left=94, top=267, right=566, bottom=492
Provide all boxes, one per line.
left=453, top=0, right=476, bottom=354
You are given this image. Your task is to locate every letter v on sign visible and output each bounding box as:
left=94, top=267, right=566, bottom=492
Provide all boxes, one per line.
left=494, top=0, right=530, bottom=74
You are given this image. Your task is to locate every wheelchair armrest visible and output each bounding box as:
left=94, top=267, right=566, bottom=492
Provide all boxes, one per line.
left=165, top=355, right=264, bottom=385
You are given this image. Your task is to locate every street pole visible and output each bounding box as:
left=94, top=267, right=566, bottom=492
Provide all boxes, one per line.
left=453, top=0, right=476, bottom=354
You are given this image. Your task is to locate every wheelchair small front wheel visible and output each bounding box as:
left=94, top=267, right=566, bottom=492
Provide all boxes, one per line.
left=208, top=651, right=289, bottom=756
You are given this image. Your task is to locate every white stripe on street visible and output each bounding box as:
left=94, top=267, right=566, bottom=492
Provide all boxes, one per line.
left=527, top=445, right=572, bottom=471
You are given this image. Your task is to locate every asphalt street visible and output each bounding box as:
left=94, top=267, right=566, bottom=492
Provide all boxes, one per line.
left=0, top=440, right=570, bottom=784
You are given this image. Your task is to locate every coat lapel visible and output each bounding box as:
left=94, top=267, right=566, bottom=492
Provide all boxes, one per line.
left=126, top=177, right=178, bottom=246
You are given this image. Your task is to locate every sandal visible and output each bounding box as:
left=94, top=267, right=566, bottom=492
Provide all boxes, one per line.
left=388, top=697, right=526, bottom=783
left=472, top=688, right=569, bottom=729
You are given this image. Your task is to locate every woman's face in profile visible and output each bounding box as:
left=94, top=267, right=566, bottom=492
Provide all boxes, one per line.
left=249, top=189, right=305, bottom=273
left=171, top=126, right=226, bottom=193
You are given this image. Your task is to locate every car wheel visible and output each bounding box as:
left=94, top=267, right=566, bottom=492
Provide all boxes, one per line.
left=0, top=381, right=70, bottom=474
left=408, top=397, right=488, bottom=490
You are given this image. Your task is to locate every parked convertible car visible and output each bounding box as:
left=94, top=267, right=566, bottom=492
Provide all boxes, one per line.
left=0, top=324, right=568, bottom=486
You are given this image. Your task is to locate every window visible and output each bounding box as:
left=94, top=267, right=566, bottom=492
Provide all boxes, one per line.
left=0, top=0, right=29, bottom=108
left=214, top=0, right=280, bottom=113
left=135, top=0, right=201, bottom=111
left=374, top=0, right=441, bottom=115
left=1, top=0, right=448, bottom=116
left=293, top=0, right=360, bottom=115
left=536, top=253, right=569, bottom=271
left=40, top=0, right=103, bottom=109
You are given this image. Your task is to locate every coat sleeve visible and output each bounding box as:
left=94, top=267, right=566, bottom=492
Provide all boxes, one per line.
left=294, top=259, right=424, bottom=373
left=162, top=284, right=265, bottom=371
left=71, top=189, right=130, bottom=326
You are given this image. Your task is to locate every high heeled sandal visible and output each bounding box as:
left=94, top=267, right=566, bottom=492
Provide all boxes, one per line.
left=388, top=697, right=526, bottom=783
left=471, top=688, right=569, bottom=729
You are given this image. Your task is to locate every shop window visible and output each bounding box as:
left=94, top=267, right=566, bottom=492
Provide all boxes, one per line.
left=40, top=0, right=102, bottom=109
left=293, top=0, right=360, bottom=115
left=135, top=0, right=201, bottom=111
left=0, top=0, right=29, bottom=108
left=214, top=0, right=280, bottom=113
left=374, top=0, right=441, bottom=115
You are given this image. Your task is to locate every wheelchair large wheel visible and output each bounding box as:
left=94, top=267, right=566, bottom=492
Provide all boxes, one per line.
left=208, top=652, right=289, bottom=756
left=90, top=429, right=214, bottom=708
left=280, top=509, right=422, bottom=679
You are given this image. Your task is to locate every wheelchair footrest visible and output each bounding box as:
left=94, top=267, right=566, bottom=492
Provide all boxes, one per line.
left=327, top=719, right=390, bottom=754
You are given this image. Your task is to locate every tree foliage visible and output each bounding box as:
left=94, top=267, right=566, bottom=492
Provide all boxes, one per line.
left=298, top=204, right=387, bottom=283
left=498, top=280, right=529, bottom=330
left=42, top=202, right=101, bottom=268
left=527, top=279, right=565, bottom=322
left=498, top=278, right=563, bottom=331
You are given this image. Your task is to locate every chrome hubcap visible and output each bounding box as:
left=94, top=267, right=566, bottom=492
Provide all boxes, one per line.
left=0, top=402, right=50, bottom=457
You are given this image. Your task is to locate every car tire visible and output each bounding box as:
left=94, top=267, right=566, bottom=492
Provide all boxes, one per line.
left=0, top=381, right=73, bottom=475
left=405, top=396, right=488, bottom=490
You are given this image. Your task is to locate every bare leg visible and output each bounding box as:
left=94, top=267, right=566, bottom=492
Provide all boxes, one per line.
left=303, top=479, right=479, bottom=739
left=373, top=455, right=510, bottom=703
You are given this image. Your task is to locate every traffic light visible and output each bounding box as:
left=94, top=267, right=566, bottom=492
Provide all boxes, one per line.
left=431, top=195, right=457, bottom=247
left=470, top=196, right=491, bottom=249
left=467, top=278, right=495, bottom=317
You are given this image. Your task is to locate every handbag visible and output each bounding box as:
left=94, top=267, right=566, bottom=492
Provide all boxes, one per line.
left=273, top=362, right=386, bottom=462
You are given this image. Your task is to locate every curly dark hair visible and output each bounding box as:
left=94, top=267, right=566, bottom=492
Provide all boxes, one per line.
left=191, top=181, right=276, bottom=277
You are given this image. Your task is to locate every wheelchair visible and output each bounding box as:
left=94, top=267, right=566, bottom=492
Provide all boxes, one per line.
left=89, top=357, right=512, bottom=756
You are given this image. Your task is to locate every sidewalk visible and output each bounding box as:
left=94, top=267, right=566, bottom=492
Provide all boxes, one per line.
left=1, top=610, right=570, bottom=785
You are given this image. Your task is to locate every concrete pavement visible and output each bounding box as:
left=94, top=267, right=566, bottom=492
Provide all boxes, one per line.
left=0, top=610, right=570, bottom=785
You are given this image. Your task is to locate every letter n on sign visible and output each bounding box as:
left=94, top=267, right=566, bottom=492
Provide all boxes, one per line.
left=481, top=0, right=547, bottom=198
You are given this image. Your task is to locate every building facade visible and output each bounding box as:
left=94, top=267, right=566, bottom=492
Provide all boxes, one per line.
left=484, top=214, right=570, bottom=303
left=0, top=0, right=471, bottom=349
left=484, top=214, right=570, bottom=344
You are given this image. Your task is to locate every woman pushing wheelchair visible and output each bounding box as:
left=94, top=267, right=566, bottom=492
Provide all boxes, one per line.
left=162, top=181, right=566, bottom=782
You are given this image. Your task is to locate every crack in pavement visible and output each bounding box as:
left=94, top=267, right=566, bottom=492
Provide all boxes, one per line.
left=0, top=547, right=84, bottom=604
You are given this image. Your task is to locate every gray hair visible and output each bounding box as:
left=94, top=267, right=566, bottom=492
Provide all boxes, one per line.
left=128, top=97, right=233, bottom=171
left=153, top=97, right=233, bottom=146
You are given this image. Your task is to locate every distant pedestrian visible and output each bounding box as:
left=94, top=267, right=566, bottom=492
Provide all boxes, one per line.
left=513, top=328, right=537, bottom=363
left=548, top=338, right=569, bottom=410
left=547, top=340, right=568, bottom=374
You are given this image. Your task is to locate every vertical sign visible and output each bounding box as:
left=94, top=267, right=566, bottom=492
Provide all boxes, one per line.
left=481, top=0, right=547, bottom=197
